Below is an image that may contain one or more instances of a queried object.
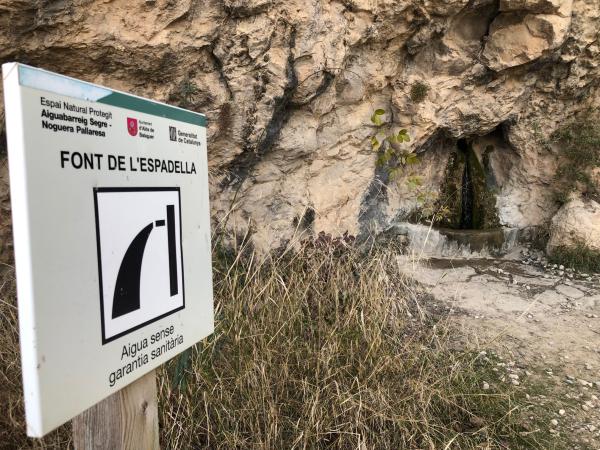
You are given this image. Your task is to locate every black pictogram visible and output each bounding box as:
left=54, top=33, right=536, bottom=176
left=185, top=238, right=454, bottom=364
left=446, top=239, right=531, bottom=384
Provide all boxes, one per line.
left=94, top=187, right=185, bottom=344
left=111, top=204, right=179, bottom=319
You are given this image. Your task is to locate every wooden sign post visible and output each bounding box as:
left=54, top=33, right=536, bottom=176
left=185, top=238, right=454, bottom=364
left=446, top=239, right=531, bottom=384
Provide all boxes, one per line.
left=72, top=370, right=159, bottom=450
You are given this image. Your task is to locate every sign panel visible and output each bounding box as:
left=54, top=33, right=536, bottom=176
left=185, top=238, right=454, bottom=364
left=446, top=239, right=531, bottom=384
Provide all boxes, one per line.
left=2, top=63, right=214, bottom=437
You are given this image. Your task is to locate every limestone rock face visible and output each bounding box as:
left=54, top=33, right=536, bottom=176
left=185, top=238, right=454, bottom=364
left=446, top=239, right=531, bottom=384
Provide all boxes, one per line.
left=499, top=0, right=570, bottom=13
left=0, top=0, right=598, bottom=253
left=547, top=199, right=600, bottom=254
left=482, top=0, right=573, bottom=71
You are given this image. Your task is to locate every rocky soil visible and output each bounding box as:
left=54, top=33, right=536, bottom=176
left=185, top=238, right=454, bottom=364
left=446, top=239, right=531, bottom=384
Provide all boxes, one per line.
left=400, top=246, right=600, bottom=448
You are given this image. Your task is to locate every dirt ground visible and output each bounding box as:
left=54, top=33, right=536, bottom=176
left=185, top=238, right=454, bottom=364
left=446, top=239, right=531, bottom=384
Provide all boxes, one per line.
left=399, top=247, right=600, bottom=449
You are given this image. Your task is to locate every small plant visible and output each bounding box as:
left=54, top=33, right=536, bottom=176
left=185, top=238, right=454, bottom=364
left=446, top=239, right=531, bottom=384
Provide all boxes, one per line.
left=404, top=176, right=451, bottom=224
left=410, top=81, right=429, bottom=103
left=549, top=238, right=600, bottom=273
left=370, top=108, right=416, bottom=174
left=169, top=75, right=204, bottom=108
left=552, top=109, right=600, bottom=204
left=369, top=109, right=448, bottom=223
left=176, top=76, right=200, bottom=107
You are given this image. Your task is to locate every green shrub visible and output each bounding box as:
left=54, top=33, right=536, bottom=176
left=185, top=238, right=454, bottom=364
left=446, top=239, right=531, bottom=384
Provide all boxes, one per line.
left=410, top=81, right=429, bottom=103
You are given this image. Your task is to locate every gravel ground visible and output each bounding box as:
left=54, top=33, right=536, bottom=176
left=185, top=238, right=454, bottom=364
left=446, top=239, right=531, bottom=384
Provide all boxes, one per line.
left=399, top=246, right=600, bottom=449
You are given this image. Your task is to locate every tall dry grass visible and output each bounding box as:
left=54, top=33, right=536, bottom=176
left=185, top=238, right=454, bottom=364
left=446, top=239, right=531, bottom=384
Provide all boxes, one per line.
left=0, top=234, right=552, bottom=448
left=0, top=264, right=71, bottom=449
left=157, top=238, right=550, bottom=449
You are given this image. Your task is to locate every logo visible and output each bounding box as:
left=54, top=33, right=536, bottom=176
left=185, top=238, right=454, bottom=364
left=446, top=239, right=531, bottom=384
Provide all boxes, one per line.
left=169, top=126, right=177, bottom=141
left=94, top=187, right=185, bottom=343
left=127, top=118, right=138, bottom=136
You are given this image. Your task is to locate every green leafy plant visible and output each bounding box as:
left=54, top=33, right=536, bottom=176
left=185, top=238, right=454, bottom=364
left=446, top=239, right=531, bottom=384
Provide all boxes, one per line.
left=370, top=108, right=415, bottom=172
left=370, top=109, right=447, bottom=223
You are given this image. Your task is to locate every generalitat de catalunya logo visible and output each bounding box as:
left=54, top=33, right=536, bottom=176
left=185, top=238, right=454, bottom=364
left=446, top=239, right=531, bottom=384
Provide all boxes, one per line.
left=127, top=117, right=138, bottom=136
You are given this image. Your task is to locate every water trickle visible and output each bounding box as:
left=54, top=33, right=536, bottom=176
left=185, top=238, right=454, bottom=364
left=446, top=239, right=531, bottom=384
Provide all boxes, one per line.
left=398, top=223, right=520, bottom=258
left=458, top=139, right=474, bottom=229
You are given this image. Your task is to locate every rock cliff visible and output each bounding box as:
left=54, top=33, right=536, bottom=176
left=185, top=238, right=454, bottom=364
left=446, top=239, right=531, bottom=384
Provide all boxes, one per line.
left=1, top=0, right=599, bottom=254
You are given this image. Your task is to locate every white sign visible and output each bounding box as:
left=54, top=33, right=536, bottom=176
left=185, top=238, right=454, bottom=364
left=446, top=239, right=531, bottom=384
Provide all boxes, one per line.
left=2, top=63, right=214, bottom=437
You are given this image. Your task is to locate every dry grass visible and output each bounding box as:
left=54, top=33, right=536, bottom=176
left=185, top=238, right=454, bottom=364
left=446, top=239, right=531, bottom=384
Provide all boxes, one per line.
left=157, top=239, right=551, bottom=449
left=0, top=238, right=553, bottom=449
left=0, top=264, right=71, bottom=449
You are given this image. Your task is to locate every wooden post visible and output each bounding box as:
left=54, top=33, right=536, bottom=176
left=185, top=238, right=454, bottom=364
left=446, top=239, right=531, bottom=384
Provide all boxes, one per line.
left=72, top=370, right=159, bottom=450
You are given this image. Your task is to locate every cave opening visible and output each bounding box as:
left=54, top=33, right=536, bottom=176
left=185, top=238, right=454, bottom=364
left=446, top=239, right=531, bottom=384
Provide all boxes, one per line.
left=436, top=136, right=500, bottom=231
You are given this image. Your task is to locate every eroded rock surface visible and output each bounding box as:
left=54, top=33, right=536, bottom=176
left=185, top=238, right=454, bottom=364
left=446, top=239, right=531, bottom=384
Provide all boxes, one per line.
left=482, top=2, right=573, bottom=71
left=0, top=0, right=599, bottom=252
left=547, top=198, right=600, bottom=254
